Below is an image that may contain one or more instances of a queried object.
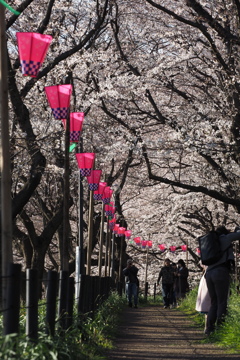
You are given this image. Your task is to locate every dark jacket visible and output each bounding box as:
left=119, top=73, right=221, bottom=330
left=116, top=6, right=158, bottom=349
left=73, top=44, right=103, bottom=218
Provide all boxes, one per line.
left=206, top=232, right=240, bottom=272
left=123, top=265, right=139, bottom=284
left=175, top=266, right=189, bottom=294
left=157, top=266, right=175, bottom=285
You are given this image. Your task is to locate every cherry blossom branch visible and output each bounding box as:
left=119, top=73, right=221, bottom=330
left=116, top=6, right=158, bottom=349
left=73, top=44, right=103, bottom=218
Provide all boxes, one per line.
left=142, top=143, right=240, bottom=209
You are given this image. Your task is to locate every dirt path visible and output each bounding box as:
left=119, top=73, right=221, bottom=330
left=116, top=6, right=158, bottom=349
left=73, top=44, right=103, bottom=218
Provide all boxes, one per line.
left=105, top=305, right=239, bottom=360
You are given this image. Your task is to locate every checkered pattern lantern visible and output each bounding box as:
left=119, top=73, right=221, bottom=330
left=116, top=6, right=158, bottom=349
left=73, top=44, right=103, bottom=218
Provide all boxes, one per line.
left=134, top=237, right=141, bottom=246
left=158, top=244, right=166, bottom=252
left=45, top=85, right=72, bottom=120
left=181, top=245, right=187, bottom=252
left=105, top=205, right=112, bottom=217
left=109, top=217, right=116, bottom=230
left=93, top=182, right=107, bottom=200
left=75, top=153, right=95, bottom=176
left=147, top=241, right=153, bottom=248
left=17, top=32, right=52, bottom=77
left=109, top=204, right=116, bottom=217
left=87, top=170, right=102, bottom=191
left=118, top=227, right=126, bottom=237
left=169, top=246, right=176, bottom=253
left=105, top=204, right=116, bottom=217
left=141, top=240, right=147, bottom=249
left=113, top=224, right=120, bottom=234
left=62, top=112, right=84, bottom=142
left=125, top=230, right=132, bottom=239
left=102, top=186, right=113, bottom=204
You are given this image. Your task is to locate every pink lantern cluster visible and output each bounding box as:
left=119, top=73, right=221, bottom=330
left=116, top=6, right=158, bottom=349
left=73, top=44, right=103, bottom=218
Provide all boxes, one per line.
left=16, top=31, right=137, bottom=261
left=132, top=237, right=152, bottom=249
left=158, top=244, right=188, bottom=253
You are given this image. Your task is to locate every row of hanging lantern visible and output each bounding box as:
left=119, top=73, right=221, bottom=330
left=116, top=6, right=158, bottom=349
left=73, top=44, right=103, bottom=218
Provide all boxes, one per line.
left=158, top=244, right=187, bottom=253
left=128, top=237, right=188, bottom=253
left=16, top=31, right=135, bottom=277
left=130, top=237, right=152, bottom=249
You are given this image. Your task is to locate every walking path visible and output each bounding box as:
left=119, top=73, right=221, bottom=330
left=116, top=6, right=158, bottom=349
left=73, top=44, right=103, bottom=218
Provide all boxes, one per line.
left=105, top=305, right=239, bottom=360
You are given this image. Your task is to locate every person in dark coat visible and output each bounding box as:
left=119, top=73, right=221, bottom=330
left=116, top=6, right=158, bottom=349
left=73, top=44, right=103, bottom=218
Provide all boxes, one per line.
left=205, top=226, right=240, bottom=335
left=175, top=259, right=189, bottom=301
left=123, top=259, right=139, bottom=308
left=157, top=258, right=175, bottom=308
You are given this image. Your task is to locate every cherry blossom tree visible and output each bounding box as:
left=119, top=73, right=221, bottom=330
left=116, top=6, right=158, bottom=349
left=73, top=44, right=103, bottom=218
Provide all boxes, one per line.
left=3, top=0, right=240, bottom=289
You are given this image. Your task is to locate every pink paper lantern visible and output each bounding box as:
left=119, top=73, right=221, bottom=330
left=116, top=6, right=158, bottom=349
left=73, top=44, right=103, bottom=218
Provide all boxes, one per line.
left=105, top=204, right=112, bottom=217
left=102, top=186, right=113, bottom=204
left=134, top=237, right=141, bottom=246
left=17, top=32, right=52, bottom=77
left=45, top=85, right=72, bottom=120
left=110, top=206, right=116, bottom=216
left=62, top=112, right=84, bottom=142
left=87, top=170, right=102, bottom=191
left=147, top=241, right=152, bottom=248
left=118, top=227, right=126, bottom=236
left=125, top=230, right=132, bottom=239
left=94, top=182, right=107, bottom=200
left=181, top=245, right=187, bottom=252
left=169, top=246, right=176, bottom=253
left=113, top=224, right=120, bottom=234
left=158, top=244, right=166, bottom=252
left=141, top=240, right=148, bottom=249
left=196, top=248, right=201, bottom=255
left=75, top=153, right=95, bottom=176
left=109, top=216, right=116, bottom=224
left=109, top=217, right=116, bottom=230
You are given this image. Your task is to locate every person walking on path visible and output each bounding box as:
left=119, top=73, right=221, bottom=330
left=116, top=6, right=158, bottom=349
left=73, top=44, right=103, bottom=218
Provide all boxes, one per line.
left=205, top=225, right=240, bottom=335
left=175, top=259, right=189, bottom=301
left=157, top=258, right=175, bottom=308
left=123, top=259, right=139, bottom=308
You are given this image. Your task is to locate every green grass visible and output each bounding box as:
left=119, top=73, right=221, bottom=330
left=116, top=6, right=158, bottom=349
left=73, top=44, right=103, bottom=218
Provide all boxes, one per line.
left=0, top=292, right=125, bottom=360
left=178, top=285, right=240, bottom=353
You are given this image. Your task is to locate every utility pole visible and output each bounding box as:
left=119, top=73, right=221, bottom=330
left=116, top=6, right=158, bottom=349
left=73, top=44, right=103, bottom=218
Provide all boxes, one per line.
left=0, top=5, right=13, bottom=311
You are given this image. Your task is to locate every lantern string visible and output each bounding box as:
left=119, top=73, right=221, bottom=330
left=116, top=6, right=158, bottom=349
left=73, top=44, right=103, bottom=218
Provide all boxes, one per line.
left=0, top=0, right=21, bottom=15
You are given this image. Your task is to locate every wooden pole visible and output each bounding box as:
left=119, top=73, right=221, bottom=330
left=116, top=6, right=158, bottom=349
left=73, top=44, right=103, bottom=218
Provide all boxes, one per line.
left=111, top=230, right=115, bottom=279
left=186, top=238, right=188, bottom=267
left=86, top=189, right=94, bottom=275
left=98, top=202, right=105, bottom=277
left=78, top=138, right=85, bottom=275
left=118, top=236, right=123, bottom=282
left=144, top=246, right=149, bottom=285
left=104, top=219, right=109, bottom=277
left=62, top=111, right=70, bottom=272
left=0, top=5, right=13, bottom=314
